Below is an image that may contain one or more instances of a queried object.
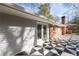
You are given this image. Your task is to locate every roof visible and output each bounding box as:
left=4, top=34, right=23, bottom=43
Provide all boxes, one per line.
left=67, top=24, right=79, bottom=27
left=53, top=21, right=67, bottom=27
left=0, top=3, right=53, bottom=24
left=53, top=24, right=67, bottom=27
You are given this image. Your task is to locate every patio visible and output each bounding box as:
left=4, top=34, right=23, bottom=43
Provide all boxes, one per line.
left=15, top=34, right=79, bottom=56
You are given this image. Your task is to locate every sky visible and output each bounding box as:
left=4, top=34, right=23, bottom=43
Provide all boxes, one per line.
left=50, top=3, right=69, bottom=23
left=50, top=3, right=68, bottom=16
left=17, top=3, right=39, bottom=13
left=17, top=3, right=68, bottom=16
left=17, top=3, right=73, bottom=23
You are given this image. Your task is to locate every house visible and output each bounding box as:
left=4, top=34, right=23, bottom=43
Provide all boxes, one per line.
left=49, top=16, right=67, bottom=41
left=66, top=24, right=79, bottom=34
left=0, top=3, right=53, bottom=55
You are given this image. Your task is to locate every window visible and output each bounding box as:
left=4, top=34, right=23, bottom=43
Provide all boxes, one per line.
left=37, top=24, right=42, bottom=39
left=37, top=23, right=48, bottom=40
left=43, top=25, right=47, bottom=40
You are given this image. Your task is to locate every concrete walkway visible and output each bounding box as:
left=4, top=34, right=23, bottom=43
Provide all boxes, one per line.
left=60, top=34, right=79, bottom=41
left=15, top=34, right=79, bottom=56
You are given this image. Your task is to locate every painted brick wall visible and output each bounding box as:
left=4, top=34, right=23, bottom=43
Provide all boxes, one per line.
left=0, top=13, right=36, bottom=55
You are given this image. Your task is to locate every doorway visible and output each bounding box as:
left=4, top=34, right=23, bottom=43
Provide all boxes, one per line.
left=36, top=23, right=48, bottom=46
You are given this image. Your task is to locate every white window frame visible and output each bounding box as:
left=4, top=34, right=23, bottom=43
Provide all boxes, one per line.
left=36, top=22, right=49, bottom=41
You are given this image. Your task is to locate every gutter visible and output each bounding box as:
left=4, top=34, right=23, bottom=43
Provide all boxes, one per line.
left=0, top=3, right=53, bottom=24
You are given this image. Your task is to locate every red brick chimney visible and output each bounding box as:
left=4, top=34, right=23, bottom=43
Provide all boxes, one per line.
left=61, top=16, right=66, bottom=35
left=62, top=16, right=65, bottom=24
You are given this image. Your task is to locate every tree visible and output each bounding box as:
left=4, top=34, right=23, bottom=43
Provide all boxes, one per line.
left=38, top=3, right=53, bottom=19
left=62, top=3, right=79, bottom=18
left=71, top=17, right=79, bottom=25
left=17, top=3, right=53, bottom=19
left=62, top=3, right=79, bottom=24
left=49, top=14, right=53, bottom=19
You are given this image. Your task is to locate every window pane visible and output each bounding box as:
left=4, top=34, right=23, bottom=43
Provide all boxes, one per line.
left=43, top=25, right=47, bottom=40
left=37, top=24, right=42, bottom=39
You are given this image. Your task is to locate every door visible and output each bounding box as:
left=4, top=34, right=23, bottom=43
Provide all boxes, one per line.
left=37, top=24, right=43, bottom=46
left=36, top=23, right=48, bottom=46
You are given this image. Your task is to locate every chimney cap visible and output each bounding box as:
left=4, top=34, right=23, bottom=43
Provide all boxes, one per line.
left=62, top=16, right=65, bottom=18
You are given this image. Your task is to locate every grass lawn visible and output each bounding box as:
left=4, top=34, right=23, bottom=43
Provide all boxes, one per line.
left=72, top=33, right=79, bottom=35
left=76, top=33, right=79, bottom=35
